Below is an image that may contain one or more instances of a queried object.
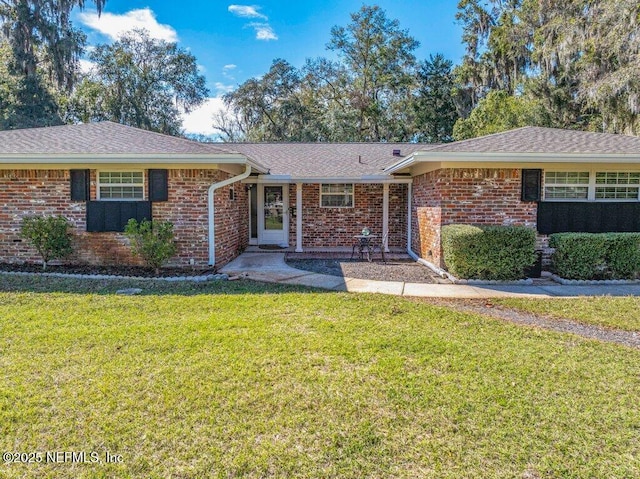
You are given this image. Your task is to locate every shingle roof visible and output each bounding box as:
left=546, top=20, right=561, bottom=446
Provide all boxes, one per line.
left=226, top=142, right=430, bottom=177
left=0, top=121, right=238, bottom=155
left=425, top=126, right=640, bottom=154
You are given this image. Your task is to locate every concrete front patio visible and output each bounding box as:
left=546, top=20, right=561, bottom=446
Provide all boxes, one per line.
left=220, top=253, right=640, bottom=298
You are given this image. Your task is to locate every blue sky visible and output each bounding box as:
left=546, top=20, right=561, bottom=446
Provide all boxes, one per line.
left=74, top=1, right=466, bottom=135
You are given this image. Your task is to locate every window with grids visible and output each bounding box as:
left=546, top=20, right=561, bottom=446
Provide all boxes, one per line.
left=98, top=171, right=144, bottom=200
left=320, top=184, right=354, bottom=207
left=595, top=172, right=640, bottom=200
left=543, top=171, right=589, bottom=199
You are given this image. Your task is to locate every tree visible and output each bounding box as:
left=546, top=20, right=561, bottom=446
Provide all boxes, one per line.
left=413, top=54, right=459, bottom=143
left=453, top=90, right=551, bottom=140
left=0, top=0, right=105, bottom=90
left=68, top=29, right=208, bottom=135
left=0, top=39, right=63, bottom=128
left=327, top=5, right=419, bottom=141
left=219, top=5, right=422, bottom=142
left=455, top=0, right=640, bottom=135
left=219, top=59, right=321, bottom=141
left=0, top=0, right=105, bottom=129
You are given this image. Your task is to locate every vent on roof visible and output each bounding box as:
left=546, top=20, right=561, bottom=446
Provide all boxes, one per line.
left=392, top=149, right=401, bottom=156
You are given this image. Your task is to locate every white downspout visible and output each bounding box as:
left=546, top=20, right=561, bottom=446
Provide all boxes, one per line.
left=406, top=182, right=413, bottom=256
left=208, top=165, right=252, bottom=266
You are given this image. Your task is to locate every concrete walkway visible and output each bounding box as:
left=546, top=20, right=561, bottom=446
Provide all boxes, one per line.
left=220, top=253, right=640, bottom=298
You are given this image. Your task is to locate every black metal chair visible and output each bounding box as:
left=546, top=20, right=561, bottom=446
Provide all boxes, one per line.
left=371, top=231, right=388, bottom=263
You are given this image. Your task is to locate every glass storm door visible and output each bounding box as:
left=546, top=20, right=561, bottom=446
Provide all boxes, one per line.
left=258, top=185, right=288, bottom=246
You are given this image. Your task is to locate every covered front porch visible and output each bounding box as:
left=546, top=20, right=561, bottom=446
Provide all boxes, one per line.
left=243, top=179, right=412, bottom=254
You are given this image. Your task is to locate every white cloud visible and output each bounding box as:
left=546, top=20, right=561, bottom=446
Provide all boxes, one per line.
left=181, top=97, right=227, bottom=136
left=228, top=5, right=267, bottom=20
left=78, top=59, right=96, bottom=74
left=78, top=8, right=178, bottom=42
left=222, top=64, right=237, bottom=80
left=228, top=5, right=277, bottom=41
left=214, top=82, right=235, bottom=94
left=248, top=22, right=278, bottom=41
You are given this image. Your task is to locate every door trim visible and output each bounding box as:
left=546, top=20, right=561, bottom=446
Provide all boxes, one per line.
left=257, top=184, right=289, bottom=246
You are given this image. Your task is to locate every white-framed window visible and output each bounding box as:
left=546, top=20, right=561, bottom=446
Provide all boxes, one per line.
left=544, top=171, right=589, bottom=200
left=595, top=172, right=640, bottom=200
left=97, top=171, right=144, bottom=200
left=320, top=183, right=354, bottom=207
left=544, top=170, right=640, bottom=201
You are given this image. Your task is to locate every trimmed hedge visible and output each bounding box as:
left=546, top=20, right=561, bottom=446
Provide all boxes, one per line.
left=441, top=225, right=537, bottom=280
left=550, top=233, right=640, bottom=280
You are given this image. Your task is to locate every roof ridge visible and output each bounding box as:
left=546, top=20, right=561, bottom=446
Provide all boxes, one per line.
left=222, top=141, right=428, bottom=145
left=424, top=126, right=535, bottom=152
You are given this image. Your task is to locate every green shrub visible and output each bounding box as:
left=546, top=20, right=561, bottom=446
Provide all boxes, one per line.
left=441, top=224, right=536, bottom=280
left=550, top=233, right=640, bottom=280
left=124, top=219, right=177, bottom=274
left=20, top=215, right=73, bottom=270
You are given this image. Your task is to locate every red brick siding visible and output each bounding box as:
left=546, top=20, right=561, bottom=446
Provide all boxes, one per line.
left=288, top=183, right=407, bottom=249
left=0, top=170, right=88, bottom=264
left=413, top=168, right=538, bottom=266
left=152, top=169, right=248, bottom=268
left=0, top=168, right=247, bottom=269
left=389, top=183, right=408, bottom=248
left=412, top=170, right=442, bottom=262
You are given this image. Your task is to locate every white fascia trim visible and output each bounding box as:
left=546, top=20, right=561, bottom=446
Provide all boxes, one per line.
left=249, top=175, right=412, bottom=184
left=386, top=151, right=640, bottom=174
left=0, top=153, right=269, bottom=173
left=391, top=151, right=640, bottom=171
left=426, top=152, right=640, bottom=162
left=384, top=154, right=417, bottom=174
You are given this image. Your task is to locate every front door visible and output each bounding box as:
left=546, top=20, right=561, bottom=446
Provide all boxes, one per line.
left=258, top=184, right=288, bottom=246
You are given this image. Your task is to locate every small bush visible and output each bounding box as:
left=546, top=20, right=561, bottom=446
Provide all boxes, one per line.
left=550, top=233, right=640, bottom=280
left=20, top=215, right=73, bottom=270
left=124, top=219, right=177, bottom=274
left=441, top=224, right=537, bottom=280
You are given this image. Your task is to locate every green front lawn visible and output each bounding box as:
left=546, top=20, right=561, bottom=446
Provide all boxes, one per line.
left=1, top=276, right=638, bottom=478
left=495, top=297, right=640, bottom=332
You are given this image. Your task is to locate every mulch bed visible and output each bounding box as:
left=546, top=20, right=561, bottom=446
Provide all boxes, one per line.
left=0, top=262, right=216, bottom=278
left=286, top=258, right=450, bottom=284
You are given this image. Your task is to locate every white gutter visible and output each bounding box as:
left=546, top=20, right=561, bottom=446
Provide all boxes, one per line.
left=385, top=151, right=640, bottom=174
left=251, top=175, right=412, bottom=184
left=208, top=164, right=252, bottom=266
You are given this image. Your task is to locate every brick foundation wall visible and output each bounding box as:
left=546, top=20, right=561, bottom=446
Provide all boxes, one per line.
left=288, top=183, right=407, bottom=249
left=0, top=168, right=247, bottom=269
left=413, top=168, right=538, bottom=267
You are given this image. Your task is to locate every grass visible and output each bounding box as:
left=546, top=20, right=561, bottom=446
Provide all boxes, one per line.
left=494, top=297, right=640, bottom=332
left=0, top=275, right=639, bottom=478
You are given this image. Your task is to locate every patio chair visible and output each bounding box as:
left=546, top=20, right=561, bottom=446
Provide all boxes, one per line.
left=371, top=231, right=388, bottom=263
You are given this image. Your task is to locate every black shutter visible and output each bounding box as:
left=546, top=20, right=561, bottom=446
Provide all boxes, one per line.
left=70, top=169, right=90, bottom=201
left=87, top=201, right=152, bottom=232
left=521, top=169, right=541, bottom=202
left=86, top=201, right=105, bottom=232
left=148, top=169, right=169, bottom=202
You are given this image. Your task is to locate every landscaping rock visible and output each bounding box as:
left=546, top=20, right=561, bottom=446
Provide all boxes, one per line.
left=116, top=288, right=143, bottom=295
